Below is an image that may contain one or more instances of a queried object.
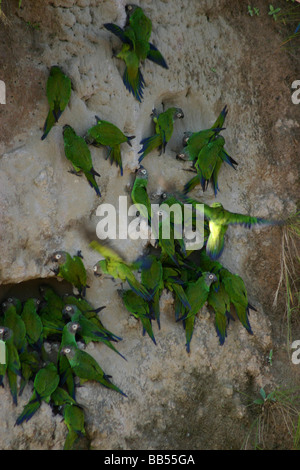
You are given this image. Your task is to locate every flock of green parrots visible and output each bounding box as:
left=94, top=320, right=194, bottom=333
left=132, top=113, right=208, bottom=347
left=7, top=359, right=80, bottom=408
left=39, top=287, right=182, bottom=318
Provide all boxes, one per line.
left=0, top=4, right=280, bottom=450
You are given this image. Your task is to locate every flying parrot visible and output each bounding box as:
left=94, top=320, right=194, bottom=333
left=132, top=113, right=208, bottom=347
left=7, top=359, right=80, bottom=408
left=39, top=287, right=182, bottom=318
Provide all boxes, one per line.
left=63, top=125, right=101, bottom=197
left=182, top=197, right=278, bottom=260
left=41, top=66, right=71, bottom=140
left=138, top=107, right=184, bottom=162
left=104, top=5, right=168, bottom=101
left=85, top=116, right=135, bottom=176
left=90, top=240, right=152, bottom=301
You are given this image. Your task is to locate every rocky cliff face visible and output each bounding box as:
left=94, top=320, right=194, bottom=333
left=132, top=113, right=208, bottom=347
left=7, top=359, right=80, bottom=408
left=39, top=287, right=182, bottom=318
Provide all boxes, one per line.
left=0, top=0, right=299, bottom=450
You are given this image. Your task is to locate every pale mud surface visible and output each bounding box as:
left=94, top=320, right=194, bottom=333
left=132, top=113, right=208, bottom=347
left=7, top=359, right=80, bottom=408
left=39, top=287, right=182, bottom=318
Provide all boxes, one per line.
left=0, top=0, right=299, bottom=449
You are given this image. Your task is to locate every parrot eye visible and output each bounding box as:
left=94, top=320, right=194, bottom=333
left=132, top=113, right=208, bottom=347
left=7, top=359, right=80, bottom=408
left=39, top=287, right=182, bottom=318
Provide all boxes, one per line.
left=66, top=306, right=72, bottom=312
left=162, top=193, right=167, bottom=199
left=141, top=169, right=146, bottom=175
left=36, top=299, right=40, bottom=305
left=0, top=328, right=4, bottom=334
left=7, top=298, right=13, bottom=303
left=127, top=5, right=133, bottom=10
left=72, top=324, right=78, bottom=331
left=209, top=274, right=214, bottom=280
left=93, top=265, right=98, bottom=272
left=64, top=348, right=71, bottom=354
left=55, top=254, right=61, bottom=260
left=2, top=302, right=6, bottom=308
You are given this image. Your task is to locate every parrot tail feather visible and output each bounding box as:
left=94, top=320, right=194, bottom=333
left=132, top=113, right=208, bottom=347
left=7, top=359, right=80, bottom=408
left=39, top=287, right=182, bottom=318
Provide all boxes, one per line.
left=126, top=135, right=135, bottom=147
left=138, top=134, right=162, bottom=162
left=85, top=170, right=101, bottom=197
left=123, top=66, right=144, bottom=102
left=15, top=397, right=41, bottom=426
left=183, top=174, right=201, bottom=194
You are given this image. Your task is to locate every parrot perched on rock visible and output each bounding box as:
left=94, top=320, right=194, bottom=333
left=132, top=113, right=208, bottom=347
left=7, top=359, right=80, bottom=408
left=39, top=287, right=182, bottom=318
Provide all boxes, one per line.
left=3, top=304, right=27, bottom=354
left=181, top=197, right=278, bottom=260
left=2, top=297, right=22, bottom=315
left=85, top=116, right=135, bottom=176
left=120, top=289, right=156, bottom=344
left=61, top=345, right=127, bottom=397
left=0, top=326, right=21, bottom=405
left=63, top=305, right=126, bottom=360
left=15, top=362, right=60, bottom=425
left=41, top=66, right=71, bottom=140
left=57, top=322, right=80, bottom=400
left=131, top=166, right=152, bottom=222
left=181, top=272, right=218, bottom=353
left=63, top=125, right=101, bottom=197
left=18, top=350, right=40, bottom=397
left=90, top=241, right=152, bottom=301
left=62, top=294, right=115, bottom=335
left=140, top=255, right=163, bottom=328
left=49, top=251, right=88, bottom=297
left=21, top=299, right=43, bottom=351
left=179, top=106, right=238, bottom=195
left=104, top=5, right=168, bottom=101
left=138, top=107, right=184, bottom=162
left=63, top=404, right=86, bottom=450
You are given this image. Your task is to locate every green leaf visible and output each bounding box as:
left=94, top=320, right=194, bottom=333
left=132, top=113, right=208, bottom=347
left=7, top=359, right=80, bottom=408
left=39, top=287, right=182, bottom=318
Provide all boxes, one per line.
left=253, top=398, right=264, bottom=405
left=260, top=388, right=266, bottom=400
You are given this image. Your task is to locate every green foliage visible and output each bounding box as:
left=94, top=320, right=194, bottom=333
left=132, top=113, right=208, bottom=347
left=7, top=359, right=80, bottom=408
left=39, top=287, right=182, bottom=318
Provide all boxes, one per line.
left=241, top=387, right=300, bottom=449
left=248, top=5, right=260, bottom=16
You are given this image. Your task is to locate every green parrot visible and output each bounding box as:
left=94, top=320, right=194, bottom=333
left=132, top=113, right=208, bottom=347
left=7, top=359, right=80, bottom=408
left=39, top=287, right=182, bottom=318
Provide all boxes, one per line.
left=61, top=345, right=127, bottom=397
left=120, top=289, right=156, bottom=344
left=220, top=269, right=254, bottom=336
left=21, top=298, right=43, bottom=351
left=179, top=105, right=228, bottom=160
left=140, top=255, right=163, bottom=328
left=162, top=266, right=191, bottom=316
left=3, top=304, right=27, bottom=353
left=179, top=106, right=238, bottom=195
left=155, top=207, right=180, bottom=267
left=62, top=294, right=116, bottom=336
left=63, top=125, right=101, bottom=197
left=85, top=116, right=135, bottom=176
left=2, top=297, right=22, bottom=315
left=41, top=66, right=71, bottom=140
left=15, top=362, right=60, bottom=425
left=182, top=197, right=277, bottom=260
left=0, top=326, right=11, bottom=387
left=39, top=285, right=65, bottom=338
left=0, top=326, right=22, bottom=405
left=50, top=386, right=77, bottom=407
left=18, top=350, right=40, bottom=397
left=207, top=282, right=232, bottom=345
left=90, top=241, right=152, bottom=301
left=63, top=305, right=126, bottom=360
left=57, top=321, right=80, bottom=400
left=50, top=250, right=88, bottom=297
left=183, top=136, right=226, bottom=193
left=138, top=107, right=184, bottom=162
left=104, top=5, right=168, bottom=101
left=131, top=166, right=152, bottom=222
left=180, top=272, right=218, bottom=353
left=63, top=404, right=86, bottom=450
